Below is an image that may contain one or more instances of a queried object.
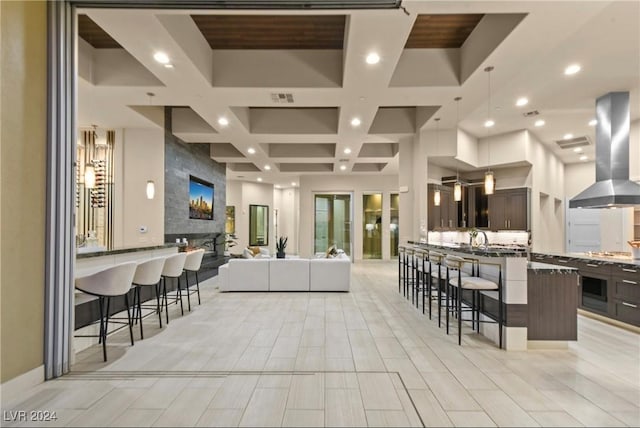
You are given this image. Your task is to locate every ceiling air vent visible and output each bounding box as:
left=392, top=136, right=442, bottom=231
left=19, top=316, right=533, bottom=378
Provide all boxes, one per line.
left=271, top=93, right=294, bottom=104
left=555, top=135, right=591, bottom=149
left=522, top=110, right=539, bottom=117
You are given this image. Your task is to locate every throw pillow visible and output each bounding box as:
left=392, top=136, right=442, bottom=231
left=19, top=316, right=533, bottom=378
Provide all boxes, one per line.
left=242, top=248, right=254, bottom=259
left=325, top=245, right=337, bottom=258
left=249, top=246, right=261, bottom=256
left=259, top=248, right=270, bottom=257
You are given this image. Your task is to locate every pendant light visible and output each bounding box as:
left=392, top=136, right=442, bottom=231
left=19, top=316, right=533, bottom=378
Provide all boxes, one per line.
left=453, top=97, right=462, bottom=202
left=433, top=118, right=441, bottom=206
left=484, top=66, right=495, bottom=195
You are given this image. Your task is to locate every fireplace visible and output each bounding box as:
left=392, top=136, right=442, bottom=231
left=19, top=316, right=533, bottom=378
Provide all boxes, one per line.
left=165, top=232, right=227, bottom=281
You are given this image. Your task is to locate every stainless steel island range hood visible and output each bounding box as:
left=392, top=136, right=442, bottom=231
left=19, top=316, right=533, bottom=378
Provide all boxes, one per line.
left=569, top=91, right=640, bottom=208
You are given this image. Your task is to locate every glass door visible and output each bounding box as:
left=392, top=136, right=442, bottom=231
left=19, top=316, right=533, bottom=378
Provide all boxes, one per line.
left=314, top=194, right=352, bottom=257
left=363, top=193, right=383, bottom=259
left=390, top=193, right=399, bottom=257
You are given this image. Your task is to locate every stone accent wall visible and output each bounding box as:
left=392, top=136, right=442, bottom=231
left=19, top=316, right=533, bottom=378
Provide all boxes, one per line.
left=164, top=107, right=226, bottom=236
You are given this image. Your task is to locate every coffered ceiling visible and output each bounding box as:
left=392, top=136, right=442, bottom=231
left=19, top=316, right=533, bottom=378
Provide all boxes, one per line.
left=77, top=1, right=640, bottom=187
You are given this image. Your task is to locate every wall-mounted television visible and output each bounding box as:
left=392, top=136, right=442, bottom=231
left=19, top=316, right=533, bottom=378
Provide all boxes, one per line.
left=189, top=175, right=214, bottom=220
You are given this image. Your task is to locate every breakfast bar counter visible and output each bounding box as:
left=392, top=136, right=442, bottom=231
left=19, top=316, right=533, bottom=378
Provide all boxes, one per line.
left=407, top=242, right=580, bottom=349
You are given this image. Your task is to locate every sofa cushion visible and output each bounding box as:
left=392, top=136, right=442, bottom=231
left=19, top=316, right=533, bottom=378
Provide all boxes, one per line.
left=227, top=259, right=269, bottom=291
left=309, top=258, right=350, bottom=291
left=269, top=259, right=309, bottom=291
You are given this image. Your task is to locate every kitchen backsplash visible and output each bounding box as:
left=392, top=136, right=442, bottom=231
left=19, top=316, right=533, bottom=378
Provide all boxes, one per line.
left=425, top=230, right=529, bottom=247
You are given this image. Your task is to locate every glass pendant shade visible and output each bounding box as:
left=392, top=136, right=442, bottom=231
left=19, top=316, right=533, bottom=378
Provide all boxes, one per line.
left=146, top=180, right=155, bottom=199
left=454, top=182, right=462, bottom=201
left=434, top=188, right=441, bottom=206
left=84, top=165, right=95, bottom=189
left=484, top=171, right=495, bottom=195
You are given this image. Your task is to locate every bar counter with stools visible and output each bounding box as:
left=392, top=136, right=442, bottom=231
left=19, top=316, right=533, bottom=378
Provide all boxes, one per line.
left=400, top=242, right=547, bottom=350
left=400, top=241, right=579, bottom=350
left=74, top=245, right=207, bottom=359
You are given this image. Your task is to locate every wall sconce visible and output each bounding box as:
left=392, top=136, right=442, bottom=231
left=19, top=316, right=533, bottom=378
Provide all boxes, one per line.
left=365, top=223, right=375, bottom=232
left=146, top=180, right=155, bottom=199
left=434, top=188, right=441, bottom=206
left=84, top=164, right=96, bottom=189
left=390, top=223, right=398, bottom=231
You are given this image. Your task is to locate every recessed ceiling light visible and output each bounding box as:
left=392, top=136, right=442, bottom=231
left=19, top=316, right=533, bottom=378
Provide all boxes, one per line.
left=534, top=119, right=545, bottom=127
left=350, top=117, right=361, bottom=127
left=257, top=177, right=263, bottom=182
left=275, top=184, right=281, bottom=189
left=589, top=119, right=597, bottom=126
left=340, top=165, right=347, bottom=171
left=344, top=148, right=352, bottom=154
left=484, top=119, right=495, bottom=128
left=564, top=64, right=581, bottom=75
left=164, top=64, right=174, bottom=69
left=153, top=52, right=170, bottom=64
left=264, top=165, right=271, bottom=170
left=579, top=155, right=588, bottom=161
left=365, top=52, right=380, bottom=65
left=564, top=133, right=573, bottom=140
left=573, top=147, right=583, bottom=153
left=218, top=117, right=229, bottom=126
left=516, top=97, right=529, bottom=107
left=247, top=147, right=256, bottom=154
left=291, top=182, right=297, bottom=186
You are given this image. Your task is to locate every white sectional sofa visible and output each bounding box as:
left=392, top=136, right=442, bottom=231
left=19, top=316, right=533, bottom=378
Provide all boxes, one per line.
left=218, top=256, right=350, bottom=292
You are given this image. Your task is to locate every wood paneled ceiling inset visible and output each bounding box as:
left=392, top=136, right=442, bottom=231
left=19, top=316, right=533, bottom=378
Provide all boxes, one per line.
left=78, top=14, right=122, bottom=49
left=405, top=14, right=484, bottom=49
left=191, top=15, right=346, bottom=50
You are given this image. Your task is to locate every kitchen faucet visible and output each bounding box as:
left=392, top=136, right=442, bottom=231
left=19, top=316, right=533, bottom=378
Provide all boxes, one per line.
left=479, top=231, right=489, bottom=249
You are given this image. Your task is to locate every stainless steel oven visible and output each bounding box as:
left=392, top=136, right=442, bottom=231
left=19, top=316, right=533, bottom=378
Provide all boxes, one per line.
left=582, top=276, right=607, bottom=312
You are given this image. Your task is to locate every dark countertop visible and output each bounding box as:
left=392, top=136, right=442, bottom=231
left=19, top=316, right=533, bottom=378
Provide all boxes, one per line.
left=76, top=243, right=179, bottom=259
left=407, top=241, right=528, bottom=257
left=532, top=252, right=640, bottom=267
left=528, top=261, right=578, bottom=273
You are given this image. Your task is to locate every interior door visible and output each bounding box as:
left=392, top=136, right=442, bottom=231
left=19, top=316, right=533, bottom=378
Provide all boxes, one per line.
left=566, top=202, right=601, bottom=252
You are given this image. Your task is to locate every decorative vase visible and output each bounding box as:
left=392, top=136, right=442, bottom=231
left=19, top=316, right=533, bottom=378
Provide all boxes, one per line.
left=276, top=252, right=285, bottom=259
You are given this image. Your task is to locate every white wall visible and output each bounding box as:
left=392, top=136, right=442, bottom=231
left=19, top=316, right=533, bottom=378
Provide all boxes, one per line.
left=274, top=187, right=299, bottom=255
left=298, top=175, right=399, bottom=260
left=113, top=127, right=165, bottom=248
left=225, top=180, right=275, bottom=252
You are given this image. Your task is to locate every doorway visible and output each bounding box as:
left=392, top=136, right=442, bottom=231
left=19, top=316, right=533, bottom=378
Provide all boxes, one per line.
left=363, top=193, right=383, bottom=259
left=314, top=193, right=352, bottom=257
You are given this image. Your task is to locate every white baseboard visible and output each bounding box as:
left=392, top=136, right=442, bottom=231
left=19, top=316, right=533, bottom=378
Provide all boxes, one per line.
left=0, top=365, right=44, bottom=406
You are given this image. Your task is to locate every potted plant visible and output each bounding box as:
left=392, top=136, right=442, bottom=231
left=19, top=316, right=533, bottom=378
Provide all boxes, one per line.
left=276, top=236, right=288, bottom=259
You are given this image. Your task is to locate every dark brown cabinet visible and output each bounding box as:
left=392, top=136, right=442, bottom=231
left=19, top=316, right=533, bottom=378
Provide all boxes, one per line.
left=610, top=265, right=640, bottom=326
left=427, top=184, right=457, bottom=230
left=488, top=188, right=529, bottom=231
left=531, top=254, right=640, bottom=327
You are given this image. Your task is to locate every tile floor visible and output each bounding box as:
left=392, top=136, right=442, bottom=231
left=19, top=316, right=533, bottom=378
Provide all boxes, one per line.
left=2, top=261, right=639, bottom=427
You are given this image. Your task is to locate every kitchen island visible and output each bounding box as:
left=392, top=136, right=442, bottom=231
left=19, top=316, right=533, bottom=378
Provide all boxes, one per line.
left=532, top=252, right=639, bottom=328
left=408, top=242, right=579, bottom=350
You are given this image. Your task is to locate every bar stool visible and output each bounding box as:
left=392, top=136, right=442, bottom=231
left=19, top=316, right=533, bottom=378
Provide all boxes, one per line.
left=160, top=252, right=188, bottom=324
left=448, top=258, right=503, bottom=348
left=398, top=245, right=406, bottom=295
left=183, top=249, right=205, bottom=311
left=413, top=248, right=428, bottom=309
left=404, top=247, right=415, bottom=301
left=131, top=257, right=166, bottom=338
left=421, top=251, right=440, bottom=319
left=75, top=262, right=138, bottom=361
